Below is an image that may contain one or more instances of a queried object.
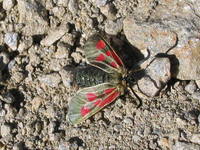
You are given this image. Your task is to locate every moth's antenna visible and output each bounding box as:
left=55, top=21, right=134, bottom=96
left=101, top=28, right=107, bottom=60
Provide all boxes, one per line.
left=128, top=87, right=142, bottom=108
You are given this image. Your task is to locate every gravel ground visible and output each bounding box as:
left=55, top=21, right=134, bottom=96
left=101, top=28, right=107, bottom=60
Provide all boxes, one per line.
left=0, top=0, right=200, bottom=149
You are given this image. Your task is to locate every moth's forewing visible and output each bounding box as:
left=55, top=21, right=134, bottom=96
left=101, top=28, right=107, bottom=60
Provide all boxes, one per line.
left=84, top=34, right=125, bottom=74
left=68, top=83, right=122, bottom=124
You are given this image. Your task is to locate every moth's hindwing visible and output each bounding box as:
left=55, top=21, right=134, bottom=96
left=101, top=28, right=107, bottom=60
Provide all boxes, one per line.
left=68, top=83, right=122, bottom=124
left=84, top=34, right=125, bottom=74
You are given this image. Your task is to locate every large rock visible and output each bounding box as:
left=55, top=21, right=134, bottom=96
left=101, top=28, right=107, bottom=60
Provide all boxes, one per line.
left=123, top=0, right=200, bottom=80
left=169, top=38, right=200, bottom=80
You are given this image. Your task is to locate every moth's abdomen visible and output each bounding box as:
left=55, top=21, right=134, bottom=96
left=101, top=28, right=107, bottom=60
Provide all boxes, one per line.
left=74, top=66, right=111, bottom=87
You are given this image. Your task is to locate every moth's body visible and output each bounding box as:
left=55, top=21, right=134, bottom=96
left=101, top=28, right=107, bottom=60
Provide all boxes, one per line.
left=74, top=65, right=128, bottom=94
left=74, top=66, right=113, bottom=87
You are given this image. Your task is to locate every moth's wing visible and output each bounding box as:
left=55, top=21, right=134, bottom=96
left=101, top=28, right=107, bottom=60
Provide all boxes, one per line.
left=84, top=34, right=125, bottom=74
left=68, top=83, right=122, bottom=124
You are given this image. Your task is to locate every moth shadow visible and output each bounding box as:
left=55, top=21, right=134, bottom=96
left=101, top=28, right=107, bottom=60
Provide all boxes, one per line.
left=108, top=34, right=145, bottom=70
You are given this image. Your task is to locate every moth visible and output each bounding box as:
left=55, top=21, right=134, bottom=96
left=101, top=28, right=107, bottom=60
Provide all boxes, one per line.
left=68, top=34, right=145, bottom=125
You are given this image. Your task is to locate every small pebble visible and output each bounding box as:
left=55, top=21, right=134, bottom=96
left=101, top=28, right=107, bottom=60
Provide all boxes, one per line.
left=172, top=141, right=200, bottom=150
left=39, top=73, right=61, bottom=87
left=58, top=142, right=70, bottom=150
left=1, top=123, right=12, bottom=137
left=105, top=19, right=123, bottom=35
left=57, top=0, right=69, bottom=7
left=0, top=92, right=15, bottom=104
left=3, top=0, right=16, bottom=11
left=94, top=0, right=107, bottom=7
left=123, top=117, right=133, bottom=124
left=68, top=0, right=79, bottom=14
left=18, top=36, right=33, bottom=52
left=137, top=57, right=171, bottom=97
left=0, top=51, right=10, bottom=70
left=198, top=114, right=200, bottom=124
left=185, top=81, right=197, bottom=94
left=195, top=80, right=200, bottom=88
left=100, top=3, right=117, bottom=20
left=191, top=91, right=200, bottom=100
left=71, top=52, right=83, bottom=64
left=158, top=137, right=170, bottom=149
left=144, top=126, right=152, bottom=136
left=59, top=68, right=73, bottom=88
left=54, top=43, right=69, bottom=59
left=13, top=142, right=23, bottom=150
left=190, top=134, right=200, bottom=145
left=113, top=124, right=122, bottom=132
left=40, top=23, right=69, bottom=46
left=4, top=32, right=18, bottom=50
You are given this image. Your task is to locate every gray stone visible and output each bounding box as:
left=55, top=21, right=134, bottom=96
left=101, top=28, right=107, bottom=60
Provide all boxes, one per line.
left=8, top=60, right=15, bottom=72
left=1, top=123, right=12, bottom=137
left=17, top=0, right=49, bottom=35
left=13, top=142, right=23, bottom=150
left=57, top=0, right=69, bottom=7
left=137, top=57, right=171, bottom=97
left=196, top=80, right=200, bottom=89
left=198, top=114, right=200, bottom=124
left=169, top=38, right=200, bottom=80
left=68, top=0, right=78, bottom=14
left=123, top=16, right=177, bottom=54
left=4, top=32, right=18, bottom=50
left=52, top=6, right=65, bottom=18
left=191, top=91, right=200, bottom=100
left=123, top=117, right=133, bottom=124
left=100, top=3, right=117, bottom=20
left=113, top=124, right=122, bottom=132
left=54, top=42, right=69, bottom=59
left=172, top=141, right=200, bottom=150
left=94, top=0, right=107, bottom=7
left=0, top=51, right=10, bottom=70
left=190, top=134, right=200, bottom=145
left=0, top=92, right=15, bottom=104
left=58, top=142, right=70, bottom=150
left=49, top=59, right=67, bottom=71
left=39, top=73, right=61, bottom=87
left=185, top=81, right=197, bottom=94
left=40, top=23, right=69, bottom=46
left=18, top=36, right=33, bottom=52
left=105, top=18, right=123, bottom=35
left=59, top=68, right=73, bottom=88
left=3, top=0, right=16, bottom=10
left=71, top=52, right=83, bottom=64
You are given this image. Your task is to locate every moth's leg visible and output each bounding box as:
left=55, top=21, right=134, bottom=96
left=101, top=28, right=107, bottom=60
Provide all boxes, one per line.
left=127, top=87, right=143, bottom=108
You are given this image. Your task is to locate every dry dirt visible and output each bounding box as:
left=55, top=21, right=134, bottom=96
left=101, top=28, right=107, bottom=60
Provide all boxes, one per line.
left=0, top=0, right=200, bottom=150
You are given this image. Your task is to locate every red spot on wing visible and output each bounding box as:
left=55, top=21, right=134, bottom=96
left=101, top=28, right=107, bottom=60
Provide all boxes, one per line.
left=106, top=50, right=112, bottom=56
left=104, top=88, right=115, bottom=94
left=110, top=51, right=123, bottom=66
left=110, top=62, right=118, bottom=68
left=94, top=99, right=101, bottom=106
left=86, top=93, right=97, bottom=101
left=96, top=40, right=106, bottom=49
left=98, top=91, right=120, bottom=107
left=96, top=54, right=106, bottom=61
left=81, top=106, right=91, bottom=116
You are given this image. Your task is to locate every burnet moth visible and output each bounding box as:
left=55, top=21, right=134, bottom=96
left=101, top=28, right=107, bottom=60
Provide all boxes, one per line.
left=68, top=34, right=144, bottom=124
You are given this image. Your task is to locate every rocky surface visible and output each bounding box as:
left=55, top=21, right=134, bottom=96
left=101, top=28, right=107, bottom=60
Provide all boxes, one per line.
left=0, top=0, right=200, bottom=149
